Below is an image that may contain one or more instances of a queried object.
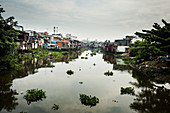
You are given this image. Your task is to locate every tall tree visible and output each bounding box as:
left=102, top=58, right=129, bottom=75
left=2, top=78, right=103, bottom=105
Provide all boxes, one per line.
left=135, top=19, right=170, bottom=55
left=130, top=19, right=170, bottom=60
left=0, top=5, right=18, bottom=70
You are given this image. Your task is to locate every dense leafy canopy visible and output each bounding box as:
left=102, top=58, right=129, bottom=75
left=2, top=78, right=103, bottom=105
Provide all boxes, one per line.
left=0, top=5, right=18, bottom=69
left=130, top=19, right=170, bottom=60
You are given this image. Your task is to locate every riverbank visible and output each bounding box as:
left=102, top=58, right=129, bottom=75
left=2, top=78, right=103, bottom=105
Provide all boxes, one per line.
left=118, top=54, right=170, bottom=83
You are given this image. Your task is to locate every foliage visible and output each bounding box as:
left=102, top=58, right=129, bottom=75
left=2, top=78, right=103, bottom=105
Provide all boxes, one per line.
left=46, top=64, right=55, bottom=68
left=130, top=19, right=170, bottom=60
left=69, top=56, right=76, bottom=60
left=51, top=104, right=59, bottom=110
left=0, top=5, right=20, bottom=69
left=104, top=70, right=113, bottom=76
left=65, top=61, right=69, bottom=63
left=90, top=52, right=96, bottom=56
left=23, top=89, right=46, bottom=105
left=66, top=70, right=74, bottom=75
left=80, top=94, right=99, bottom=107
left=81, top=57, right=85, bottom=59
left=120, top=87, right=135, bottom=95
left=5, top=82, right=12, bottom=87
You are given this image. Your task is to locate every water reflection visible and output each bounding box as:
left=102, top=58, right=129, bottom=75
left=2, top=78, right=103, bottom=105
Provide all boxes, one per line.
left=0, top=89, right=18, bottom=112
left=103, top=53, right=115, bottom=64
left=0, top=71, right=19, bottom=112
left=0, top=51, right=81, bottom=112
left=102, top=53, right=130, bottom=71
left=130, top=69, right=170, bottom=113
left=0, top=50, right=169, bottom=113
left=102, top=53, right=170, bottom=113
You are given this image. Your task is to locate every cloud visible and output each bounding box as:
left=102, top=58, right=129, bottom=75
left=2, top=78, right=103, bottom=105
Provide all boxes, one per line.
left=1, top=0, right=170, bottom=41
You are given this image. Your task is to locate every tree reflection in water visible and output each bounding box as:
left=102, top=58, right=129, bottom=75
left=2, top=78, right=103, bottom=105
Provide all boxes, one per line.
left=0, top=89, right=18, bottom=112
left=0, top=70, right=19, bottom=112
left=0, top=51, right=82, bottom=112
left=130, top=69, right=170, bottom=113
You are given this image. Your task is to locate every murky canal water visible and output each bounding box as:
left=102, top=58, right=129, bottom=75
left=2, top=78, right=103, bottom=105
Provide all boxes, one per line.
left=0, top=50, right=170, bottom=113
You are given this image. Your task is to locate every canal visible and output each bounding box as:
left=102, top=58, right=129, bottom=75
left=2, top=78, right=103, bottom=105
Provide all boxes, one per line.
left=0, top=49, right=170, bottom=113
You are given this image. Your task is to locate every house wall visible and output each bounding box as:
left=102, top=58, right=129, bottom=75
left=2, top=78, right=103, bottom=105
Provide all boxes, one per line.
left=56, top=42, right=62, bottom=49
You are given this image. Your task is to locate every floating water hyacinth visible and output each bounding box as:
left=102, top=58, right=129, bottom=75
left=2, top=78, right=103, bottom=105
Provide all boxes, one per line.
left=23, top=89, right=46, bottom=105
left=80, top=94, right=99, bottom=107
left=120, top=87, right=135, bottom=95
left=104, top=70, right=113, bottom=76
left=66, top=70, right=74, bottom=75
left=52, top=104, right=59, bottom=110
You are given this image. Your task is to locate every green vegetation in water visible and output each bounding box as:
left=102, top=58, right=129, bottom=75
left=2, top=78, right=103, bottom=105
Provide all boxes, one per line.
left=65, top=61, right=69, bottom=64
left=79, top=82, right=83, bottom=84
left=70, top=56, right=76, bottom=61
left=120, top=87, right=135, bottom=95
left=23, top=89, right=46, bottom=105
left=66, top=70, right=74, bottom=75
left=80, top=94, right=99, bottom=107
left=81, top=57, right=85, bottom=59
left=90, top=52, right=96, bottom=56
left=46, top=64, right=55, bottom=68
left=5, top=82, right=12, bottom=87
left=51, top=104, right=59, bottom=110
left=104, top=70, right=113, bottom=76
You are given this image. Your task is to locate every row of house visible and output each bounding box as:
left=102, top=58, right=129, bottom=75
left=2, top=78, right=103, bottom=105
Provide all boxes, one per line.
left=103, top=36, right=136, bottom=54
left=14, top=26, right=83, bottom=52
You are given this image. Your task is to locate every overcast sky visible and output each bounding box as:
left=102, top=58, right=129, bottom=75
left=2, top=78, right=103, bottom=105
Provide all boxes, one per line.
left=1, top=0, right=170, bottom=41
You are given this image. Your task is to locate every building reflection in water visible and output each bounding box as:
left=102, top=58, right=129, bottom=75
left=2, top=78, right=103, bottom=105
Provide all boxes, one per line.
left=0, top=51, right=81, bottom=112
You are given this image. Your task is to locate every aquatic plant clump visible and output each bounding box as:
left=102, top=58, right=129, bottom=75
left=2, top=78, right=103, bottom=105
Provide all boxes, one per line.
left=65, top=61, right=69, bottom=64
left=90, top=52, right=96, bottom=56
left=66, top=70, right=74, bottom=75
left=23, top=89, right=46, bottom=104
left=81, top=57, right=85, bottom=59
left=120, top=87, right=135, bottom=95
left=46, top=64, right=55, bottom=67
left=5, top=82, right=12, bottom=87
left=104, top=70, right=113, bottom=76
left=52, top=104, right=59, bottom=110
left=80, top=94, right=99, bottom=107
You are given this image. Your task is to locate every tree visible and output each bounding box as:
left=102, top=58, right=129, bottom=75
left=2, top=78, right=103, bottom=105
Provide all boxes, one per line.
left=130, top=19, right=170, bottom=60
left=0, top=5, right=19, bottom=70
left=135, top=19, right=170, bottom=55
